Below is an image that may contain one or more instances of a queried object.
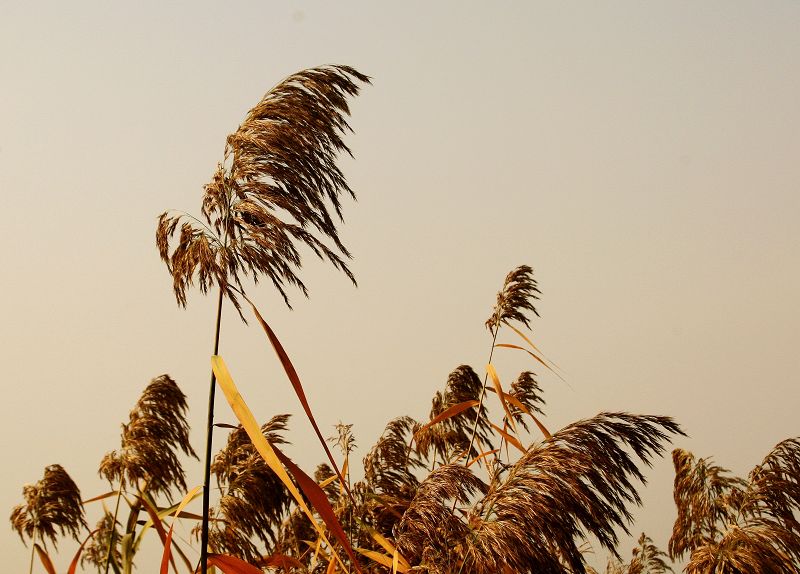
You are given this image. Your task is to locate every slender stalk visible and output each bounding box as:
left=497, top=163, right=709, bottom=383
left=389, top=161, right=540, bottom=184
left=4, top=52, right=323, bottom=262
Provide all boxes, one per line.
left=200, top=287, right=224, bottom=574
left=463, top=322, right=500, bottom=466
left=28, top=530, right=36, bottom=574
left=123, top=493, right=143, bottom=574
left=103, top=488, right=124, bottom=574
left=453, top=322, right=500, bottom=514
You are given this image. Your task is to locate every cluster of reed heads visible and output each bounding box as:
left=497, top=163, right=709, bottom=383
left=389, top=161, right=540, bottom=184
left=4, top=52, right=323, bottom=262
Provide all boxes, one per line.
left=11, top=65, right=800, bottom=574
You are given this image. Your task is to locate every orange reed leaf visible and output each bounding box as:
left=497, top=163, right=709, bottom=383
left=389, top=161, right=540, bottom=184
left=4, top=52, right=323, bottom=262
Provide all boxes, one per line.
left=244, top=295, right=353, bottom=504
left=66, top=529, right=99, bottom=574
left=272, top=445, right=363, bottom=572
left=489, top=422, right=526, bottom=453
left=207, top=553, right=264, bottom=574
left=414, top=400, right=480, bottom=438
left=34, top=543, right=56, bottom=574
left=486, top=364, right=517, bottom=435
left=211, top=356, right=355, bottom=572
left=159, top=486, right=202, bottom=574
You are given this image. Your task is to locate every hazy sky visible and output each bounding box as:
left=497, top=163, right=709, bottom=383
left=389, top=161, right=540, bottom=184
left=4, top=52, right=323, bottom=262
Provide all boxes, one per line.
left=2, top=2, right=798, bottom=571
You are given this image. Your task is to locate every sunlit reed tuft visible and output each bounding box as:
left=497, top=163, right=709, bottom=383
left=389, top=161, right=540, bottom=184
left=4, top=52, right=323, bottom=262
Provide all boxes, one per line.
left=485, top=264, right=540, bottom=334
left=10, top=464, right=86, bottom=549
left=98, top=374, right=196, bottom=498
left=156, top=65, right=370, bottom=313
left=670, top=438, right=800, bottom=572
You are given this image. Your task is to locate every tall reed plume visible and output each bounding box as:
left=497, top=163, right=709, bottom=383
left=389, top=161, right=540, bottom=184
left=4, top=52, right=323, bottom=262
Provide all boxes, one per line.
left=155, top=64, right=369, bottom=574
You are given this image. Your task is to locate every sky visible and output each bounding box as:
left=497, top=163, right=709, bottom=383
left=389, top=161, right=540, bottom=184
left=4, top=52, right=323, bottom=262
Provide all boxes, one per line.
left=2, top=1, right=798, bottom=571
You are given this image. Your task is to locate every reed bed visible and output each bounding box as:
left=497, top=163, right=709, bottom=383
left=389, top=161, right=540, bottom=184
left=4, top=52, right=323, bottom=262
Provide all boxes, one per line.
left=11, top=65, right=800, bottom=574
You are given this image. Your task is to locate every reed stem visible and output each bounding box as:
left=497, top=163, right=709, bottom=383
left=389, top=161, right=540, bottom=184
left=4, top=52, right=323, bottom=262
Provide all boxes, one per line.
left=103, top=488, right=123, bottom=574
left=463, top=322, right=500, bottom=465
left=28, top=531, right=36, bottom=574
left=200, top=287, right=224, bottom=574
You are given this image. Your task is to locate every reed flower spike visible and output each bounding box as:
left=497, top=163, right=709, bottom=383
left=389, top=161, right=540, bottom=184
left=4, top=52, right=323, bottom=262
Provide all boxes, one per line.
left=156, top=65, right=371, bottom=313
left=10, top=464, right=87, bottom=550
left=485, top=264, right=540, bottom=334
left=99, top=374, right=197, bottom=498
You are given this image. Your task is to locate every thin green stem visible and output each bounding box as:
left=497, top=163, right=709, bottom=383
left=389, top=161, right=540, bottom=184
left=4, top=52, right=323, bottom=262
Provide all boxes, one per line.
left=28, top=530, right=36, bottom=574
left=103, top=487, right=124, bottom=574
left=200, top=287, right=224, bottom=574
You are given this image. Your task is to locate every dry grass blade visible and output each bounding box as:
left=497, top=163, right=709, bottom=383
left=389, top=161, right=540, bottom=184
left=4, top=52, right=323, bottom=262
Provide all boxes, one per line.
left=488, top=422, right=526, bottom=453
left=159, top=486, right=202, bottom=574
left=211, top=355, right=356, bottom=572
left=272, top=444, right=364, bottom=572
left=210, top=416, right=292, bottom=563
left=414, top=400, right=479, bottom=438
left=34, top=544, right=56, bottom=574
left=244, top=296, right=354, bottom=504
left=486, top=364, right=517, bottom=435
left=67, top=528, right=101, bottom=574
left=207, top=553, right=265, bottom=574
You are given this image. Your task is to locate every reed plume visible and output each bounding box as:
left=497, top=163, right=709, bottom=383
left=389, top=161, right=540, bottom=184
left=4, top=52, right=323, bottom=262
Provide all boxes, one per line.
left=11, top=464, right=86, bottom=574
left=155, top=64, right=368, bottom=574
left=485, top=264, right=540, bottom=334
left=460, top=413, right=683, bottom=574
left=99, top=374, right=196, bottom=498
left=81, top=512, right=122, bottom=572
left=396, top=464, right=488, bottom=567
left=363, top=416, right=423, bottom=537
left=415, top=365, right=493, bottom=464
left=505, top=370, right=545, bottom=431
left=156, top=65, right=370, bottom=312
left=10, top=465, right=86, bottom=549
left=464, top=265, right=543, bottom=464
left=670, top=438, right=800, bottom=573
left=599, top=533, right=672, bottom=574
left=627, top=533, right=673, bottom=574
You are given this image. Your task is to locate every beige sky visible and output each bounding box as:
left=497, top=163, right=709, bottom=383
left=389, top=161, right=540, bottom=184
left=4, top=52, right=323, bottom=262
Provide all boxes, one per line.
left=2, top=1, right=798, bottom=571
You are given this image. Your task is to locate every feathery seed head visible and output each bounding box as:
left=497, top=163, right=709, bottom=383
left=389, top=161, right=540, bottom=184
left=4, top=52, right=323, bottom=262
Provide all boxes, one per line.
left=156, top=65, right=370, bottom=314
left=98, top=375, right=196, bottom=499
left=485, top=265, right=540, bottom=334
left=10, top=464, right=86, bottom=549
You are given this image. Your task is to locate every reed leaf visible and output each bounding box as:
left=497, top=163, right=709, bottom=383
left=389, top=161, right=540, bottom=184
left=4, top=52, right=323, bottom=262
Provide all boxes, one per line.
left=211, top=355, right=358, bottom=572
left=209, top=416, right=292, bottom=562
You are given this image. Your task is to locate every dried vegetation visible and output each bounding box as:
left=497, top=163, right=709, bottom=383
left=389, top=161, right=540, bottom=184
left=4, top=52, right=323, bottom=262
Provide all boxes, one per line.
left=10, top=65, right=800, bottom=574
